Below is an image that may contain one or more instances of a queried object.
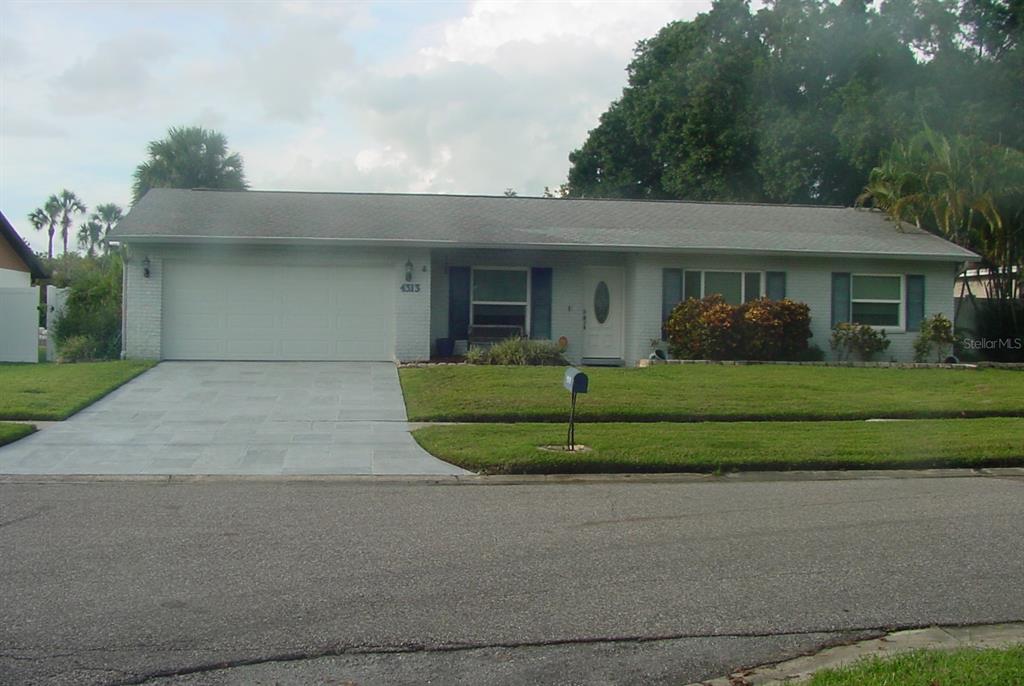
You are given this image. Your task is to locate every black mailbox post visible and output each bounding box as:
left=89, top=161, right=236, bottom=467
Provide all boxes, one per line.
left=563, top=367, right=588, bottom=450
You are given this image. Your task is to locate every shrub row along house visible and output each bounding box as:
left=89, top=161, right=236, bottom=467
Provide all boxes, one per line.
left=109, top=189, right=977, bottom=365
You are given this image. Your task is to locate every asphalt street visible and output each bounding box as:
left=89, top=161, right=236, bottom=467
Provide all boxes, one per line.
left=2, top=474, right=1022, bottom=685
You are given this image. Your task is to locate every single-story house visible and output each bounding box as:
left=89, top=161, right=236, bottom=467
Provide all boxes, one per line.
left=109, top=189, right=978, bottom=365
left=0, top=211, right=48, bottom=363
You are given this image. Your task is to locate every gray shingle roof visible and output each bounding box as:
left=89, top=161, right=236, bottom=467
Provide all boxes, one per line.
left=110, top=188, right=977, bottom=261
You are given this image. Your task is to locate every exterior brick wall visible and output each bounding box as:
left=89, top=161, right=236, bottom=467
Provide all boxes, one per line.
left=124, top=252, right=162, bottom=359
left=394, top=248, right=431, bottom=362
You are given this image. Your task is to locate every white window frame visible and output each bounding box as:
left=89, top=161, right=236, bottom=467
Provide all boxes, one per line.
left=698, top=270, right=764, bottom=304
left=470, top=266, right=531, bottom=333
left=851, top=273, right=904, bottom=332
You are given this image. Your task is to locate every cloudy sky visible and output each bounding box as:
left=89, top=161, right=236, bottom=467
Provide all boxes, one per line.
left=1, top=0, right=710, bottom=252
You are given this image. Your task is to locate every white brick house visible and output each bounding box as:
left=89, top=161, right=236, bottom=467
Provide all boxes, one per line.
left=110, top=189, right=976, bottom=365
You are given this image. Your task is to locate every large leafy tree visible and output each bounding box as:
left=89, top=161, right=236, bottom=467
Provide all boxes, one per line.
left=566, top=0, right=1024, bottom=205
left=132, top=126, right=248, bottom=203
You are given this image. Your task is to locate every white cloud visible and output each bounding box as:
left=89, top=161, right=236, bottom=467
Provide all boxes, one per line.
left=53, top=33, right=177, bottom=113
left=0, top=0, right=712, bottom=253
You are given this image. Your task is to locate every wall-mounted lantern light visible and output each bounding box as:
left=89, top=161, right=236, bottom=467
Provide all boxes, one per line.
left=405, top=259, right=413, bottom=282
left=142, top=256, right=151, bottom=279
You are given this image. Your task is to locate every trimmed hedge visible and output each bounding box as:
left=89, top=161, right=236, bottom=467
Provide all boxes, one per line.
left=665, top=295, right=813, bottom=360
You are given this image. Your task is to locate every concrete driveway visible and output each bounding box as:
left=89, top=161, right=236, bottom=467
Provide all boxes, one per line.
left=0, top=362, right=468, bottom=476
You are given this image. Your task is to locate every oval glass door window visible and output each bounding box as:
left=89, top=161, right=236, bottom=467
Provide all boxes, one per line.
left=594, top=281, right=610, bottom=323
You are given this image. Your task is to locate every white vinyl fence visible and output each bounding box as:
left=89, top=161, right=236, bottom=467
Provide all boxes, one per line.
left=0, top=286, right=41, bottom=363
left=45, top=286, right=68, bottom=362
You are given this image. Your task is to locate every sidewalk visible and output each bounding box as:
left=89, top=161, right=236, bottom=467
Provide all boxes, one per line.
left=686, top=622, right=1024, bottom=685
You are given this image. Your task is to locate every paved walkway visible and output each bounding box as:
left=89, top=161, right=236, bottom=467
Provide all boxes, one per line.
left=0, top=362, right=469, bottom=476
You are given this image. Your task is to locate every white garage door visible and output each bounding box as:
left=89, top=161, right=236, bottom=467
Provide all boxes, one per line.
left=162, top=260, right=395, bottom=360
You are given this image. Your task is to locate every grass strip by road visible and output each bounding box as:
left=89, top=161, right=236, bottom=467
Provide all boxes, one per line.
left=399, top=365, right=1024, bottom=422
left=0, top=422, right=35, bottom=447
left=412, top=417, right=1024, bottom=474
left=806, top=646, right=1024, bottom=685
left=0, top=360, right=157, bottom=421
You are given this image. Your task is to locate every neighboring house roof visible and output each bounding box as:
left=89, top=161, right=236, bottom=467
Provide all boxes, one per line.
left=110, top=188, right=979, bottom=261
left=0, top=210, right=48, bottom=280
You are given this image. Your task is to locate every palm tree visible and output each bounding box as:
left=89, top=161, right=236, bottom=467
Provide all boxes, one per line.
left=132, top=126, right=247, bottom=204
left=77, top=220, right=104, bottom=257
left=49, top=189, right=87, bottom=255
left=88, top=203, right=123, bottom=255
left=27, top=198, right=62, bottom=259
left=859, top=128, right=1024, bottom=336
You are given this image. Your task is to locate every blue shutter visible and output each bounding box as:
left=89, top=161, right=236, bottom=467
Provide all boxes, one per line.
left=662, top=268, right=682, bottom=337
left=766, top=271, right=786, bottom=300
left=530, top=267, right=552, bottom=339
left=831, top=272, right=851, bottom=327
left=906, top=274, right=925, bottom=331
left=448, top=266, right=470, bottom=339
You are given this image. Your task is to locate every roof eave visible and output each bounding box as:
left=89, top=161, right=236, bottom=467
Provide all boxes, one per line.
left=110, top=234, right=979, bottom=262
left=1, top=212, right=49, bottom=280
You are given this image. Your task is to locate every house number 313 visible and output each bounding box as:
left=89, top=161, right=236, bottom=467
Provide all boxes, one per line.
left=400, top=283, right=421, bottom=293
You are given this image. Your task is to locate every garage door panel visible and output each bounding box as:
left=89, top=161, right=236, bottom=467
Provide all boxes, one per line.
left=225, top=339, right=278, bottom=357
left=283, top=313, right=329, bottom=332
left=281, top=340, right=334, bottom=357
left=226, top=313, right=278, bottom=330
left=170, top=338, right=228, bottom=358
left=162, top=260, right=395, bottom=361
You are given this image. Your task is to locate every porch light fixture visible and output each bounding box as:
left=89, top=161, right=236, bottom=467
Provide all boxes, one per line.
left=142, top=256, right=151, bottom=279
left=405, top=259, right=413, bottom=282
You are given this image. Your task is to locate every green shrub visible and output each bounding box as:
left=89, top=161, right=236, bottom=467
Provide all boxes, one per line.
left=466, top=337, right=567, bottom=366
left=57, top=335, right=99, bottom=363
left=913, top=313, right=958, bottom=362
left=664, top=296, right=813, bottom=360
left=830, top=322, right=891, bottom=361
left=737, top=298, right=813, bottom=360
left=52, top=255, right=122, bottom=360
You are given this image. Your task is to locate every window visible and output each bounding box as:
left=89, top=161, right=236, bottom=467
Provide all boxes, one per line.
left=471, top=267, right=529, bottom=331
left=685, top=270, right=762, bottom=305
left=851, top=274, right=902, bottom=328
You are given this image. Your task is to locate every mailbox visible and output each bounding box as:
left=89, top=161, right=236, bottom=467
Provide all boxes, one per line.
left=563, top=367, right=588, bottom=450
left=563, top=367, right=589, bottom=394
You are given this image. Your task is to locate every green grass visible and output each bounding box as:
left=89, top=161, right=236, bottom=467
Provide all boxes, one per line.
left=0, top=422, right=35, bottom=447
left=412, top=417, right=1024, bottom=474
left=399, top=365, right=1024, bottom=422
left=806, top=646, right=1024, bottom=685
left=0, top=360, right=157, bottom=421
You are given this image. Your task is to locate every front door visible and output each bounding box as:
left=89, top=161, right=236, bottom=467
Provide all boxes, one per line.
left=583, top=266, right=624, bottom=360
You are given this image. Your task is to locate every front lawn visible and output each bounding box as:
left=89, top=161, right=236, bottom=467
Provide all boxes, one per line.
left=412, top=417, right=1024, bottom=473
left=806, top=646, right=1024, bottom=686
left=400, top=365, right=1024, bottom=422
left=0, top=360, right=157, bottom=421
left=0, top=423, right=35, bottom=447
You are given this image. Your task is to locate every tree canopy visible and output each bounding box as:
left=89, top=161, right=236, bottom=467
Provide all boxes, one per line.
left=132, top=126, right=247, bottom=204
left=566, top=0, right=1024, bottom=206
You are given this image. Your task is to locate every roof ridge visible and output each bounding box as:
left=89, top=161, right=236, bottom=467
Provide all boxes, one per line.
left=175, top=187, right=850, bottom=210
